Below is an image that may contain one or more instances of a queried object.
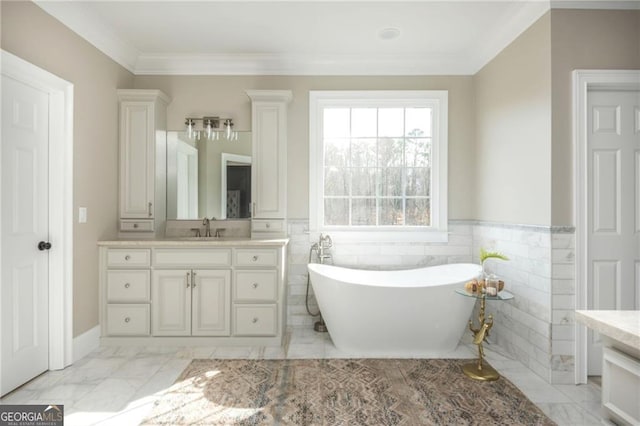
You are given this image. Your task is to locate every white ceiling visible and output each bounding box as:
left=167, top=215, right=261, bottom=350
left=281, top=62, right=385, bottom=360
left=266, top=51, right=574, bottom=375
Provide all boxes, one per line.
left=33, top=1, right=636, bottom=75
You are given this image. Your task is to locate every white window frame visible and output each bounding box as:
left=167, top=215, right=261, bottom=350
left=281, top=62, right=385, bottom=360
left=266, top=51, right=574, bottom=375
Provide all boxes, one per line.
left=309, top=90, right=448, bottom=243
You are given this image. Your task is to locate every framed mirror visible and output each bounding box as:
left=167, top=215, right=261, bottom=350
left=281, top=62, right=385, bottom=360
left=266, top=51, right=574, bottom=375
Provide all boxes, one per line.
left=166, top=131, right=252, bottom=220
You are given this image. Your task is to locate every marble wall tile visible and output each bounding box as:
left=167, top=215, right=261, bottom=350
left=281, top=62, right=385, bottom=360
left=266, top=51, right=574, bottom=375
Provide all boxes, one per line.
left=552, top=279, right=575, bottom=295
left=552, top=324, right=575, bottom=341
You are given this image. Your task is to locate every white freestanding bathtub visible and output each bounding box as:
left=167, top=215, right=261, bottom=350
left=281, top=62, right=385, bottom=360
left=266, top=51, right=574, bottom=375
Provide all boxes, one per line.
left=307, top=263, right=482, bottom=357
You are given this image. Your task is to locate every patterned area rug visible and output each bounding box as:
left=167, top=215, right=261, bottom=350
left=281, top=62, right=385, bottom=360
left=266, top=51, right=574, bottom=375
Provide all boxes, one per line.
left=142, top=359, right=556, bottom=425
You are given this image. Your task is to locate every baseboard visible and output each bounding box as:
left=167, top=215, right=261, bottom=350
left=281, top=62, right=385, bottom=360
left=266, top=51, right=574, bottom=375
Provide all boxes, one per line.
left=72, top=325, right=100, bottom=363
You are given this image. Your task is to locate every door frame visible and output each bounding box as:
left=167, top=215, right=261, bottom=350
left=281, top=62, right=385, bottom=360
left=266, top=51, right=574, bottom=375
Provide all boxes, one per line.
left=573, top=69, right=640, bottom=384
left=1, top=50, right=74, bottom=370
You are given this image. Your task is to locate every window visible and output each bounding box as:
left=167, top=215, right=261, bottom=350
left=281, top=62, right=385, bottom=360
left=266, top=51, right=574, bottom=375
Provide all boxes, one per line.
left=309, top=91, right=448, bottom=242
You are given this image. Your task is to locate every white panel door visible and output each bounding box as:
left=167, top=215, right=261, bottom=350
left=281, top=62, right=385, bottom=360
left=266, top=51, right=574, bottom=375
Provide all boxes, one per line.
left=587, top=89, right=640, bottom=375
left=191, top=270, right=230, bottom=336
left=1, top=75, right=50, bottom=395
left=151, top=270, right=191, bottom=336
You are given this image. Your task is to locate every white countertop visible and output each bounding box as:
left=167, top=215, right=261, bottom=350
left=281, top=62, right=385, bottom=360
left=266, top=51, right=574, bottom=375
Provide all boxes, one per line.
left=575, top=310, right=640, bottom=349
left=98, top=238, right=289, bottom=247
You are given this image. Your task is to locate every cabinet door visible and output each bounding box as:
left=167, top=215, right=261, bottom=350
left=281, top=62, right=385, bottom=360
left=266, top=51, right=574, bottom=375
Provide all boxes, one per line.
left=151, top=270, right=191, bottom=336
left=120, top=100, right=155, bottom=218
left=250, top=97, right=290, bottom=219
left=192, top=270, right=231, bottom=336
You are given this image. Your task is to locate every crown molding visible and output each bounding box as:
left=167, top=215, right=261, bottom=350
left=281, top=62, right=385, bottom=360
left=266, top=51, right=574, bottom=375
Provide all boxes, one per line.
left=551, top=0, right=640, bottom=9
left=133, top=52, right=477, bottom=76
left=34, top=1, right=139, bottom=73
left=37, top=0, right=614, bottom=76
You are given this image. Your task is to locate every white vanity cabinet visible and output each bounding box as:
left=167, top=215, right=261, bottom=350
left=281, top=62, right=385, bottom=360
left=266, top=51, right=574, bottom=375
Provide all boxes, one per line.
left=233, top=249, right=280, bottom=336
left=151, top=247, right=232, bottom=337
left=117, top=89, right=170, bottom=235
left=246, top=90, right=292, bottom=238
left=98, top=240, right=288, bottom=346
left=102, top=248, right=151, bottom=336
left=151, top=269, right=230, bottom=336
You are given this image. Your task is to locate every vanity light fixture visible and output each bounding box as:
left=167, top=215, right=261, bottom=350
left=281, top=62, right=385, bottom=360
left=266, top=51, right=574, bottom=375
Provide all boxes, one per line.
left=184, top=116, right=238, bottom=141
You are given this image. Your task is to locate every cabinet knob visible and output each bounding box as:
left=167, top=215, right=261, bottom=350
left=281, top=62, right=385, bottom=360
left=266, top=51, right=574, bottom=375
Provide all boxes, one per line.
left=124, top=317, right=131, bottom=323
left=266, top=223, right=271, bottom=229
left=252, top=282, right=259, bottom=289
left=124, top=283, right=130, bottom=289
left=124, top=255, right=131, bottom=261
left=252, top=317, right=258, bottom=323
left=133, top=223, right=139, bottom=229
left=252, top=255, right=259, bottom=261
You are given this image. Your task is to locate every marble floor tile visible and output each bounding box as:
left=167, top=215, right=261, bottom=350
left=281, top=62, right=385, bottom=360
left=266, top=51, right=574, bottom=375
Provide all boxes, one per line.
left=537, top=402, right=603, bottom=426
left=110, top=356, right=167, bottom=380
left=72, top=378, right=147, bottom=413
left=211, top=346, right=260, bottom=359
left=0, top=327, right=609, bottom=426
left=554, top=383, right=602, bottom=403
left=287, top=343, right=326, bottom=359
left=37, top=383, right=96, bottom=402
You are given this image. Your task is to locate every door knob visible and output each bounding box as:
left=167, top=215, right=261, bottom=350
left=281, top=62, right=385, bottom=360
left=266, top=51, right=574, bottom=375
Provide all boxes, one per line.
left=38, top=241, right=52, bottom=251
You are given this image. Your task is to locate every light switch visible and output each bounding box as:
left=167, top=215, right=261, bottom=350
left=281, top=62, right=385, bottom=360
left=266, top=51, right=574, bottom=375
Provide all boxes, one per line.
left=79, top=207, right=87, bottom=223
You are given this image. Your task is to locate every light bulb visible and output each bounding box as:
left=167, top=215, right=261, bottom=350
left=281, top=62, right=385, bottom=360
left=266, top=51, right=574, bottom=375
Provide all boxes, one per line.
left=205, top=120, right=213, bottom=140
left=225, top=119, right=233, bottom=140
left=185, top=119, right=194, bottom=139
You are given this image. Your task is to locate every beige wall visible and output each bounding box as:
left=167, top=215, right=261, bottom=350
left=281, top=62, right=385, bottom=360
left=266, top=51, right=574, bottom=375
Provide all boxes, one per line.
left=1, top=1, right=134, bottom=337
left=133, top=75, right=476, bottom=220
left=474, top=13, right=552, bottom=225
left=550, top=9, right=640, bottom=225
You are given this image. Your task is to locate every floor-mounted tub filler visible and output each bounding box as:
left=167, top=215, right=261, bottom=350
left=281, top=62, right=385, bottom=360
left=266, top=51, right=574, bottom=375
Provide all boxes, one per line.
left=307, top=262, right=482, bottom=357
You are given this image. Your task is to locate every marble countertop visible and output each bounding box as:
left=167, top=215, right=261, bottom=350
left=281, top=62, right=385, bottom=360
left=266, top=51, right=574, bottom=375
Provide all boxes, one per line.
left=98, top=238, right=289, bottom=247
left=575, top=310, right=640, bottom=349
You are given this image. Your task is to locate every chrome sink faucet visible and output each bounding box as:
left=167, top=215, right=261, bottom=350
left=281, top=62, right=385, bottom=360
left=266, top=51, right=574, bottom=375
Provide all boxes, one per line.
left=202, top=217, right=212, bottom=237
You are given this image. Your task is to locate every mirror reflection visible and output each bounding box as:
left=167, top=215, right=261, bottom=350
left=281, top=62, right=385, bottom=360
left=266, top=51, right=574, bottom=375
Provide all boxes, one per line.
left=166, top=131, right=252, bottom=220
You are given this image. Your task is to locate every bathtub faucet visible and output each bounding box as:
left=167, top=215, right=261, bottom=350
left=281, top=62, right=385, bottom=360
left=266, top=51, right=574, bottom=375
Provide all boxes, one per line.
left=317, top=234, right=333, bottom=264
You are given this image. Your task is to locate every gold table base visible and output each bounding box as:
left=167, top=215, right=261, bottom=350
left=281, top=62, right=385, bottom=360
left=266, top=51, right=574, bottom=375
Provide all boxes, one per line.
left=462, top=361, right=499, bottom=381
left=463, top=292, right=501, bottom=381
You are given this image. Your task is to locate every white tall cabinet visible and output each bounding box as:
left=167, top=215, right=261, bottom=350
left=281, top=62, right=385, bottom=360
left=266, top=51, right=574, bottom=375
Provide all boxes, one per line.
left=246, top=90, right=292, bottom=238
left=117, top=89, right=170, bottom=235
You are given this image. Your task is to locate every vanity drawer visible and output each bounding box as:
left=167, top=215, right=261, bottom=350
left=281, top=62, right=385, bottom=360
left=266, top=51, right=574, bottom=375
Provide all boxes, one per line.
left=233, top=305, right=277, bottom=336
left=251, top=219, right=284, bottom=233
left=106, top=304, right=150, bottom=336
left=120, top=219, right=154, bottom=232
left=234, top=270, right=277, bottom=302
left=234, top=249, right=278, bottom=267
left=154, top=248, right=231, bottom=268
left=107, top=249, right=151, bottom=268
left=107, top=270, right=150, bottom=302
